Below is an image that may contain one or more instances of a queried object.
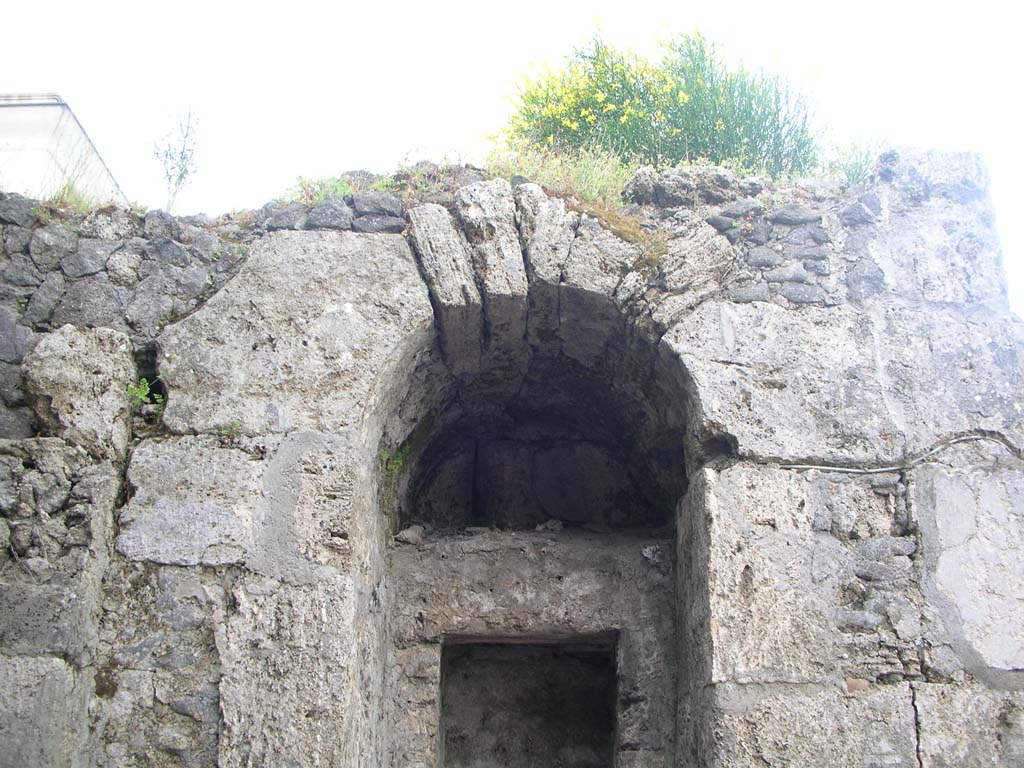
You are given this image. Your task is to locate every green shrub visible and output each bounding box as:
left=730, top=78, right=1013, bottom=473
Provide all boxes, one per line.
left=507, top=33, right=818, bottom=178
left=509, top=40, right=674, bottom=168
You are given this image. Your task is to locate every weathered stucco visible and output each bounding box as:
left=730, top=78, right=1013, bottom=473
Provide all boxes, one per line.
left=912, top=441, right=1024, bottom=677
left=1, top=149, right=1022, bottom=766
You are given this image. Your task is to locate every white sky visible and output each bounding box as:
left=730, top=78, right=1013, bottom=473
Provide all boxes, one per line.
left=3, top=0, right=1021, bottom=314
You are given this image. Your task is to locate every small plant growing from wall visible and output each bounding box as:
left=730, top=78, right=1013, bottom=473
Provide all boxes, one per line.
left=286, top=176, right=355, bottom=206
left=823, top=139, right=886, bottom=187
left=154, top=108, right=198, bottom=213
left=218, top=420, right=242, bottom=446
left=127, top=376, right=164, bottom=414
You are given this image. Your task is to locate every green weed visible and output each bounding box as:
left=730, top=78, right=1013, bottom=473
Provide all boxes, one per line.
left=217, top=420, right=242, bottom=444
left=821, top=140, right=885, bottom=187
left=127, top=377, right=164, bottom=413
left=287, top=176, right=355, bottom=206
left=486, top=142, right=636, bottom=207
left=45, top=180, right=104, bottom=213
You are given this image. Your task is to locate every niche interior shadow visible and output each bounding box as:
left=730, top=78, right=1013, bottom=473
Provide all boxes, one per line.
left=440, top=637, right=618, bottom=768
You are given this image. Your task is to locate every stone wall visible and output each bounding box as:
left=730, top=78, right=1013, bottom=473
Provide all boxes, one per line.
left=1, top=149, right=1022, bottom=767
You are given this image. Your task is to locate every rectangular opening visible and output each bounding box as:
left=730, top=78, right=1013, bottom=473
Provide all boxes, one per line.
left=440, top=636, right=618, bottom=768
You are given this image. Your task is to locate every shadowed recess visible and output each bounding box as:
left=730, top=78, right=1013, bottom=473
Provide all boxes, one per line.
left=386, top=324, right=693, bottom=533
left=441, top=641, right=617, bottom=768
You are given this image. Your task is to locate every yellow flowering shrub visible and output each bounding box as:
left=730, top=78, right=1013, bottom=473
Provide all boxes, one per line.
left=508, top=34, right=818, bottom=178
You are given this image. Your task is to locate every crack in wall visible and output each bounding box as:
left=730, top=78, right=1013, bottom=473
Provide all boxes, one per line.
left=910, top=683, right=925, bottom=768
left=772, top=431, right=1023, bottom=474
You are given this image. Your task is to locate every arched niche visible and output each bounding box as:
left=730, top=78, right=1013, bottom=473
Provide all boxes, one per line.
left=378, top=305, right=699, bottom=535
left=377, top=295, right=710, bottom=767
left=374, top=183, right=724, bottom=768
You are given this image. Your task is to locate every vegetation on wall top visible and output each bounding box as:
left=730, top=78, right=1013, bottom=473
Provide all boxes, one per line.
left=506, top=33, right=818, bottom=179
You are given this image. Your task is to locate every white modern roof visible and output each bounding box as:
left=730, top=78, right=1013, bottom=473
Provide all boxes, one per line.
left=0, top=93, right=127, bottom=204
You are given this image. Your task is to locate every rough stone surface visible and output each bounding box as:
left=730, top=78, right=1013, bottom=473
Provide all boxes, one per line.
left=514, top=183, right=578, bottom=354
left=264, top=201, right=308, bottom=231
left=1, top=251, right=43, bottom=286
left=687, top=464, right=853, bottom=685
left=306, top=195, right=354, bottom=229
left=763, top=261, right=812, bottom=284
left=665, top=301, right=1024, bottom=464
left=214, top=575, right=384, bottom=768
left=453, top=179, right=529, bottom=390
left=3, top=224, right=33, bottom=255
left=0, top=149, right=1020, bottom=767
left=61, top=238, right=118, bottom=277
left=352, top=192, right=403, bottom=218
left=775, top=279, right=828, bottom=304
left=394, top=524, right=425, bottom=545
left=0, top=656, right=90, bottom=766
left=144, top=209, right=181, bottom=240
left=0, top=433, right=121, bottom=765
left=22, top=271, right=65, bottom=327
left=746, top=245, right=782, bottom=267
left=117, top=438, right=262, bottom=566
left=352, top=214, right=406, bottom=234
left=767, top=203, right=822, bottom=225
left=51, top=273, right=128, bottom=330
left=117, top=431, right=372, bottom=579
left=912, top=441, right=1024, bottom=674
left=914, top=683, right=1024, bottom=766
left=0, top=437, right=121, bottom=654
left=30, top=223, right=78, bottom=271
left=159, top=231, right=432, bottom=435
left=681, top=683, right=919, bottom=768
left=0, top=193, right=37, bottom=229
left=623, top=165, right=763, bottom=207
left=0, top=205, right=234, bottom=438
left=391, top=531, right=676, bottom=767
left=407, top=204, right=482, bottom=375
left=705, top=214, right=735, bottom=232
left=846, top=256, right=886, bottom=300
left=560, top=216, right=637, bottom=365
left=145, top=236, right=191, bottom=268
left=720, top=198, right=763, bottom=218
left=22, top=325, right=136, bottom=462
left=0, top=306, right=35, bottom=364
left=0, top=405, right=33, bottom=439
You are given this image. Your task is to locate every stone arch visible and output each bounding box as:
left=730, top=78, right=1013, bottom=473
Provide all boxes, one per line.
left=376, top=180, right=722, bottom=536
left=9, top=151, right=1020, bottom=767
left=382, top=294, right=694, bottom=534
left=376, top=179, right=720, bottom=768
